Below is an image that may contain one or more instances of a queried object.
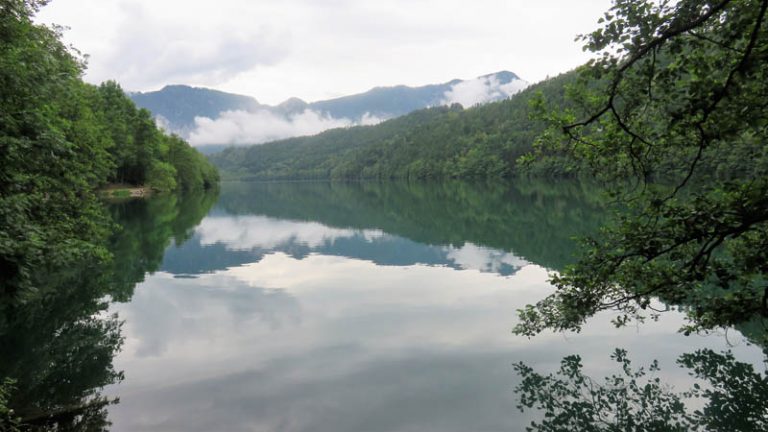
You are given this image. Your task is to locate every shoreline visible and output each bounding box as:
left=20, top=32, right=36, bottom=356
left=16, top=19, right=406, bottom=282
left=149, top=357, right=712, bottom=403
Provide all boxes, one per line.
left=99, top=185, right=153, bottom=199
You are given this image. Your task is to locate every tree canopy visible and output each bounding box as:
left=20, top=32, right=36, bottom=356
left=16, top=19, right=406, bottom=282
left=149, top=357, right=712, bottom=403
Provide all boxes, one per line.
left=513, top=0, right=768, bottom=342
left=0, top=0, right=218, bottom=300
left=511, top=2, right=768, bottom=429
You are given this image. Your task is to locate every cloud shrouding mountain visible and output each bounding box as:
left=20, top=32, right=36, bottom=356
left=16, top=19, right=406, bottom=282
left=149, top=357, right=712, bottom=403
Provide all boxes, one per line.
left=440, top=75, right=529, bottom=107
left=185, top=72, right=528, bottom=147
left=188, top=109, right=384, bottom=146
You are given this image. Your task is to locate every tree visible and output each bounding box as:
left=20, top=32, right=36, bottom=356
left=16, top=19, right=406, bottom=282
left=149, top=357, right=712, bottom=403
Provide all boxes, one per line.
left=514, top=0, right=768, bottom=341
left=0, top=0, right=112, bottom=297
left=1, top=0, right=219, bottom=300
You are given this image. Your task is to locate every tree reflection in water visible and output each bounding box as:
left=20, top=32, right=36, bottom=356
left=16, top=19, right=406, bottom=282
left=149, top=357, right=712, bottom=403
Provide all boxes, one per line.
left=515, top=345, right=768, bottom=431
left=0, top=190, right=217, bottom=431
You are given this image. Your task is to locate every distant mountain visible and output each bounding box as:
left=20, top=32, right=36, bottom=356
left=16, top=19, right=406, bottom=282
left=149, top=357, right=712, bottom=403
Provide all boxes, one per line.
left=308, top=71, right=523, bottom=120
left=275, top=97, right=309, bottom=115
left=129, top=71, right=528, bottom=145
left=129, top=85, right=267, bottom=136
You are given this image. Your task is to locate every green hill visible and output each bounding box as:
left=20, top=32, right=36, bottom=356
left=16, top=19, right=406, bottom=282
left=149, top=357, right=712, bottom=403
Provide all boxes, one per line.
left=210, top=72, right=574, bottom=180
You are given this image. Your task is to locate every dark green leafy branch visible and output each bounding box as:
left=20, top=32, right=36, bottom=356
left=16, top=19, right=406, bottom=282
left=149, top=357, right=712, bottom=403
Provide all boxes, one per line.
left=514, top=0, right=768, bottom=339
left=1, top=0, right=218, bottom=298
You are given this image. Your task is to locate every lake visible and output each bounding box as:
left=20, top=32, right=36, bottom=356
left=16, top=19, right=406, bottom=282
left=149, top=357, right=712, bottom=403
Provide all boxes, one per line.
left=5, top=180, right=766, bottom=431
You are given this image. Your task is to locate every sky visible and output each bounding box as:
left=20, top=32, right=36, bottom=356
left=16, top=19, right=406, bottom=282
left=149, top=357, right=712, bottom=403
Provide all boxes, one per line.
left=37, top=0, right=614, bottom=105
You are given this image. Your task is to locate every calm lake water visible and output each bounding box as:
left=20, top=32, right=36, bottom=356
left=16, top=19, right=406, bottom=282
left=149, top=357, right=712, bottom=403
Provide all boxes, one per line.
left=58, top=181, right=768, bottom=430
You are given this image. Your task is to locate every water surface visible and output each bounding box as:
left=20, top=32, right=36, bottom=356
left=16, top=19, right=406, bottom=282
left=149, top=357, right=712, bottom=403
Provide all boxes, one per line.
left=13, top=181, right=765, bottom=431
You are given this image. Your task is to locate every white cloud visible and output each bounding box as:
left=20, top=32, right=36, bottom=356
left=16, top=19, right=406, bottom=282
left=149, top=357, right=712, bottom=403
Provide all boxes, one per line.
left=154, top=114, right=172, bottom=132
left=38, top=0, right=614, bottom=104
left=359, top=112, right=386, bottom=126
left=75, top=2, right=287, bottom=90
left=441, top=75, right=529, bottom=107
left=188, top=109, right=384, bottom=146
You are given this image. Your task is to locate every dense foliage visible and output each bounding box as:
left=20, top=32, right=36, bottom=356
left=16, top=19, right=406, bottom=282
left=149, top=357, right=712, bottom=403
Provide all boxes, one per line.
left=0, top=0, right=217, bottom=295
left=210, top=72, right=574, bottom=180
left=512, top=0, right=768, bottom=342
left=94, top=80, right=219, bottom=191
left=510, top=1, right=768, bottom=429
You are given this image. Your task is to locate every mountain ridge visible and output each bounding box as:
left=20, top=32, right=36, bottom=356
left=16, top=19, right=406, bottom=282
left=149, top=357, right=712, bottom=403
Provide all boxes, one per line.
left=208, top=71, right=574, bottom=180
left=129, top=70, right=527, bottom=145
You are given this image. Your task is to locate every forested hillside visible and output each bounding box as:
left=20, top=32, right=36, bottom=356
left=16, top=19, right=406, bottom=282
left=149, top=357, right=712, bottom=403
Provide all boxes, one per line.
left=96, top=81, right=220, bottom=191
left=0, top=0, right=218, bottom=301
left=210, top=72, right=574, bottom=180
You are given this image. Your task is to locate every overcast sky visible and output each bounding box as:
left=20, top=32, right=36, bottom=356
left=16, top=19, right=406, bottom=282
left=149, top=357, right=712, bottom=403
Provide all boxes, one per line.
left=37, top=0, right=613, bottom=105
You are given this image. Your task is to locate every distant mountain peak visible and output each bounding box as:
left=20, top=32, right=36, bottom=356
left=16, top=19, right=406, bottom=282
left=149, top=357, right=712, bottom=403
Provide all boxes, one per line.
left=151, top=84, right=206, bottom=94
left=160, top=84, right=192, bottom=90
left=129, top=85, right=264, bottom=133
left=278, top=97, right=308, bottom=108
left=479, top=70, right=522, bottom=82
left=280, top=96, right=306, bottom=105
left=153, top=84, right=259, bottom=101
